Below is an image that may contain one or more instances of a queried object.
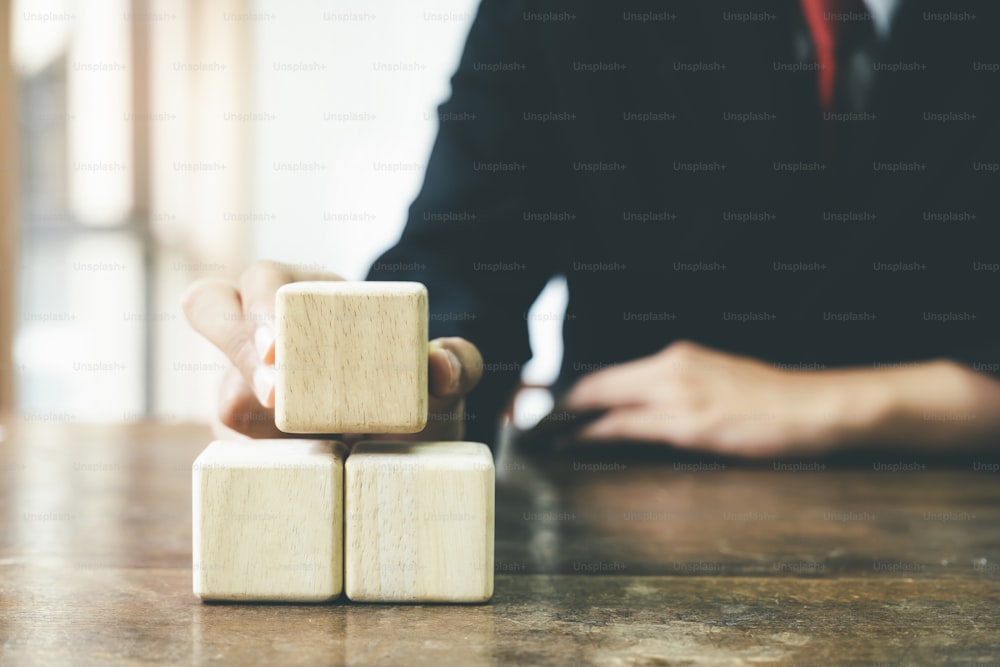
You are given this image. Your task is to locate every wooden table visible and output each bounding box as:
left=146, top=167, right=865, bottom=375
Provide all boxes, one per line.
left=2, top=420, right=998, bottom=665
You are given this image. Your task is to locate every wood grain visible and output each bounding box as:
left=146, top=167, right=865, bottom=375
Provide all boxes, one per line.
left=274, top=281, right=428, bottom=434
left=1, top=419, right=998, bottom=664
left=192, top=439, right=345, bottom=601
left=345, top=441, right=495, bottom=602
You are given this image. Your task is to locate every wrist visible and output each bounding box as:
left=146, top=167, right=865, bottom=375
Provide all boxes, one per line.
left=816, top=360, right=990, bottom=451
left=878, top=360, right=994, bottom=449
left=798, top=370, right=895, bottom=451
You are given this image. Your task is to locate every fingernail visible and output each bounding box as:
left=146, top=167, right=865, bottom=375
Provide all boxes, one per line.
left=253, top=365, right=276, bottom=407
left=444, top=350, right=461, bottom=392
left=254, top=326, right=275, bottom=362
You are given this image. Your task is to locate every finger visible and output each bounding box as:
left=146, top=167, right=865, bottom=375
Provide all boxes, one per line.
left=217, top=366, right=291, bottom=439
left=211, top=417, right=251, bottom=441
left=563, top=357, right=664, bottom=410
left=428, top=337, right=484, bottom=400
left=239, top=261, right=297, bottom=365
left=181, top=278, right=272, bottom=405
left=573, top=406, right=679, bottom=444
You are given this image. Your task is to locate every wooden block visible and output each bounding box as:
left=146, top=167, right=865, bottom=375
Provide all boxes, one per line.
left=192, top=439, right=345, bottom=602
left=275, top=281, right=428, bottom=434
left=345, top=441, right=495, bottom=603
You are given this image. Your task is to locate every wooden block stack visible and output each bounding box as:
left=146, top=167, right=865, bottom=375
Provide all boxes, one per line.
left=191, top=281, right=495, bottom=604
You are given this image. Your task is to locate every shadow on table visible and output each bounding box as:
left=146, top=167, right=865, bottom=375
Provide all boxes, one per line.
left=493, top=422, right=1000, bottom=579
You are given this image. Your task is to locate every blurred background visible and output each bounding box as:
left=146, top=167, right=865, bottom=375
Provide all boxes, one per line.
left=0, top=0, right=565, bottom=426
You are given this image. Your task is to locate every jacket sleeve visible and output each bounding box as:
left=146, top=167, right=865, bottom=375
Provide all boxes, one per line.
left=366, top=0, right=564, bottom=445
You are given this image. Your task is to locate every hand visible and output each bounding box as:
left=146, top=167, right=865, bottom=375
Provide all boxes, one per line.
left=562, top=341, right=867, bottom=458
left=181, top=260, right=483, bottom=442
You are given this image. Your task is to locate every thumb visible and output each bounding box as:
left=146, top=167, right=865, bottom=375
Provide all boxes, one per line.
left=428, top=337, right=483, bottom=400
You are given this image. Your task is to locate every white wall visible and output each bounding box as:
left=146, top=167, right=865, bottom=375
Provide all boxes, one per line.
left=248, top=0, right=480, bottom=280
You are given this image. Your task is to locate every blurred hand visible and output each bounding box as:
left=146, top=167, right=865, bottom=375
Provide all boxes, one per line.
left=181, top=260, right=483, bottom=442
left=562, top=340, right=864, bottom=458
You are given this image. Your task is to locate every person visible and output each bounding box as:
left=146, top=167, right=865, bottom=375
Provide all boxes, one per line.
left=183, top=0, right=1000, bottom=457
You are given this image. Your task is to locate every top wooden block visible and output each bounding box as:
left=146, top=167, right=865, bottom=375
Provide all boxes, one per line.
left=275, top=281, right=428, bottom=434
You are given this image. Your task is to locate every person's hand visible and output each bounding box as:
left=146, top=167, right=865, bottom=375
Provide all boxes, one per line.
left=562, top=341, right=875, bottom=458
left=181, top=260, right=483, bottom=442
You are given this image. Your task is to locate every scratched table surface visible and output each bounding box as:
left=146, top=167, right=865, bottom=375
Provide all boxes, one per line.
left=1, top=419, right=998, bottom=666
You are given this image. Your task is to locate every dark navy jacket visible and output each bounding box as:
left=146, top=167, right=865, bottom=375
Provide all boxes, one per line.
left=369, top=0, right=1000, bottom=444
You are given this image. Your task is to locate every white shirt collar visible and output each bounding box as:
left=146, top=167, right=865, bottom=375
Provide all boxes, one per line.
left=863, top=0, right=902, bottom=38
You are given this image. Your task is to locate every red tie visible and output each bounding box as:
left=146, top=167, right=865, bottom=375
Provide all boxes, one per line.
left=800, top=0, right=866, bottom=111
